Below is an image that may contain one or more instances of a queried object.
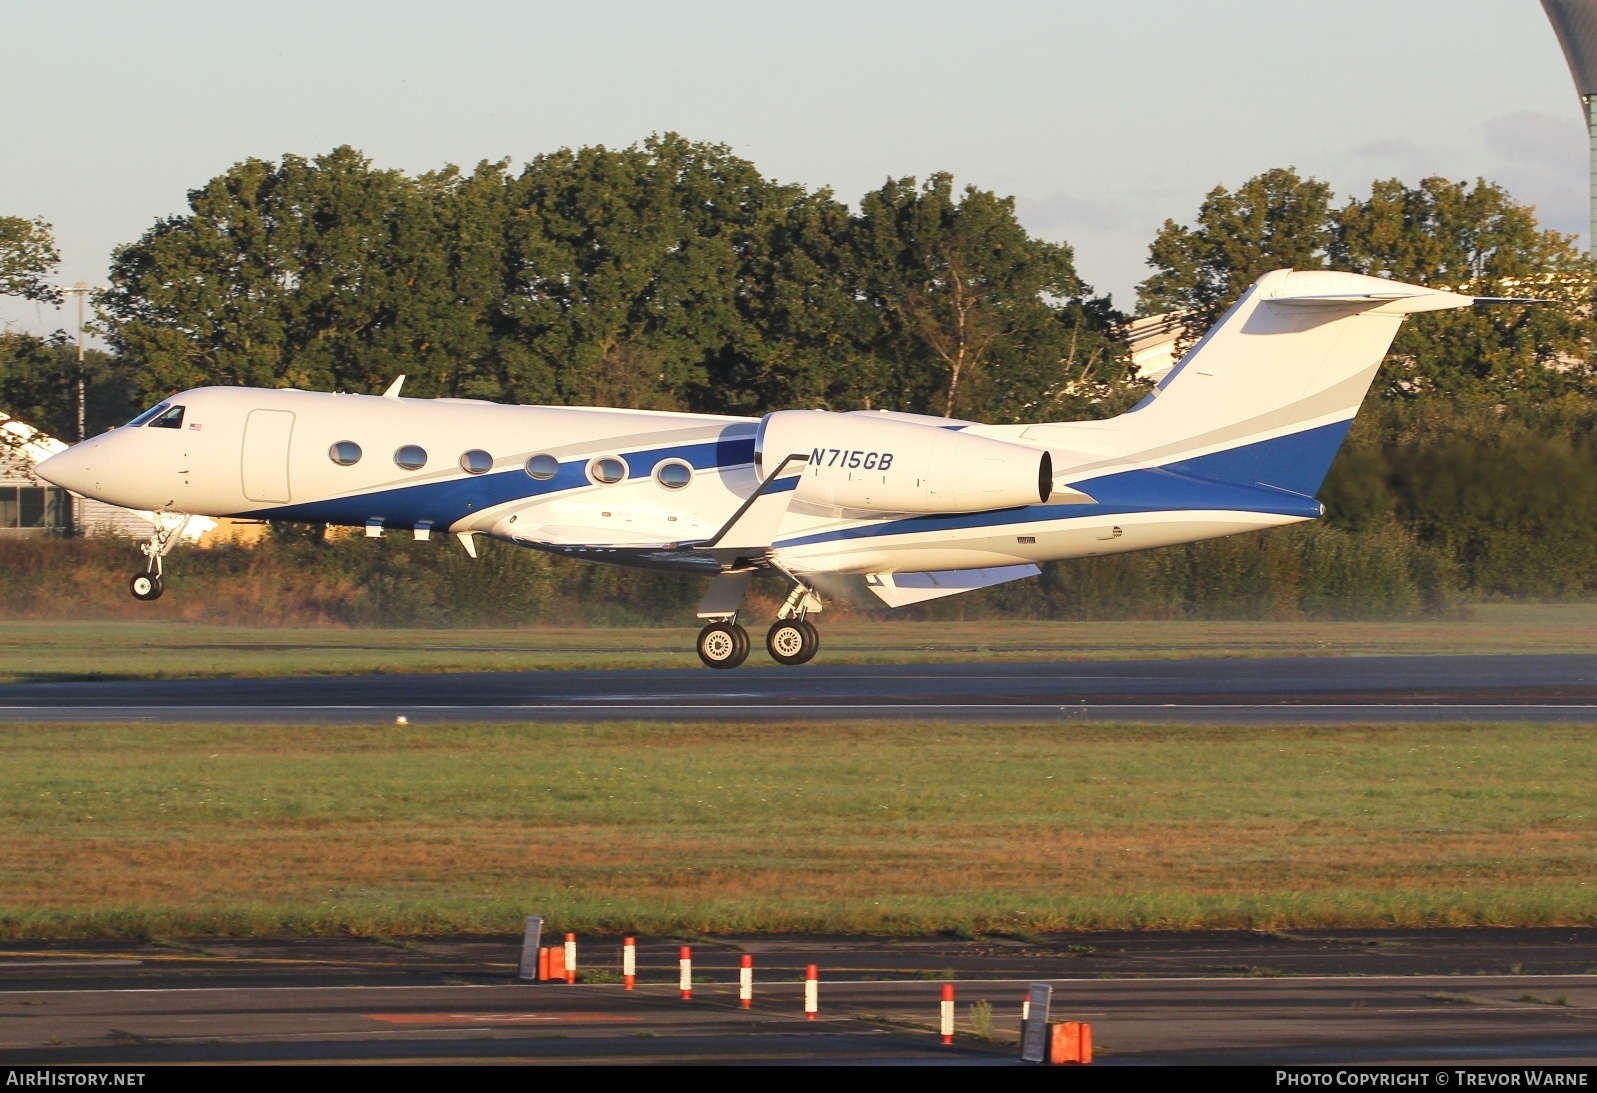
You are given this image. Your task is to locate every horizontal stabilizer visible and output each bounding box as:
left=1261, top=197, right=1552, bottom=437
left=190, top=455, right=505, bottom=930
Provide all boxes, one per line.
left=864, top=563, right=1040, bottom=608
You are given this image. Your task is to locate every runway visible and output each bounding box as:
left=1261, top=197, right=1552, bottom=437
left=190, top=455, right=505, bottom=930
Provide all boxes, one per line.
left=3, top=931, right=1595, bottom=1065
left=2, top=652, right=1597, bottom=722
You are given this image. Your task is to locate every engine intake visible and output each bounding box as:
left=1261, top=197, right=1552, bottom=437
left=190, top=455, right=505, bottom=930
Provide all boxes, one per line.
left=755, top=410, right=1051, bottom=514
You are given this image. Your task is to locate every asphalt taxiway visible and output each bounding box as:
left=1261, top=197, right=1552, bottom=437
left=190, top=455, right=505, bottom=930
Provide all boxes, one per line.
left=2, top=652, right=1597, bottom=722
left=2, top=931, right=1596, bottom=1064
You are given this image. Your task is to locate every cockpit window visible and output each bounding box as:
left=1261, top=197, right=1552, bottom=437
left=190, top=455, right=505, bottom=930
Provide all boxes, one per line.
left=147, top=405, right=186, bottom=430
left=125, top=402, right=171, bottom=427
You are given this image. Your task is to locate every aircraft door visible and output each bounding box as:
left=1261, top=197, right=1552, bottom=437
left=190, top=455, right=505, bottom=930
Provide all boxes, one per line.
left=241, top=409, right=294, bottom=503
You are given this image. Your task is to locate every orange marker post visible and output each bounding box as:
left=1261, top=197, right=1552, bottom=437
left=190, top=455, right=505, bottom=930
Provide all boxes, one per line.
left=537, top=946, right=551, bottom=982
left=738, top=954, right=753, bottom=1009
left=804, top=963, right=818, bottom=1020
left=623, top=937, right=636, bottom=990
left=679, top=946, right=693, bottom=1001
left=564, top=932, right=577, bottom=985
left=940, top=983, right=955, bottom=1045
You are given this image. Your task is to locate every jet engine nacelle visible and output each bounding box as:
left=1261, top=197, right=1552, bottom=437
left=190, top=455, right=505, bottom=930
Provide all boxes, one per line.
left=755, top=410, right=1052, bottom=513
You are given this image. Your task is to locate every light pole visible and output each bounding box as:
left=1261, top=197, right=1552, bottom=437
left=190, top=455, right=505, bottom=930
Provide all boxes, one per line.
left=58, top=281, right=91, bottom=442
left=55, top=281, right=94, bottom=536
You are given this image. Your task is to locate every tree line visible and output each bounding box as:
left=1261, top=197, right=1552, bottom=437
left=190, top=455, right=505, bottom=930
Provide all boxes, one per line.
left=88, top=136, right=1131, bottom=425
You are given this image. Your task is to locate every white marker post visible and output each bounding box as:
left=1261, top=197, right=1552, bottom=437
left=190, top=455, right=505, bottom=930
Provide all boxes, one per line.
left=1021, top=982, right=1053, bottom=1063
left=739, top=954, right=753, bottom=1009
left=804, top=964, right=818, bottom=1020
left=564, top=932, right=577, bottom=985
left=679, top=946, right=693, bottom=1000
left=516, top=916, right=543, bottom=981
left=940, top=983, right=955, bottom=1045
left=623, top=937, right=636, bottom=990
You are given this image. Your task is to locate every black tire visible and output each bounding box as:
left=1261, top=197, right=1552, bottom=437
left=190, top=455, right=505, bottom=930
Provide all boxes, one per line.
left=697, top=623, right=749, bottom=669
left=766, top=620, right=810, bottom=665
left=795, top=619, right=820, bottom=664
left=129, top=572, right=164, bottom=601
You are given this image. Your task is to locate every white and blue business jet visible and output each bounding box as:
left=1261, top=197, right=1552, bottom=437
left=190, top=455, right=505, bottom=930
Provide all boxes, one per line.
left=36, top=269, right=1489, bottom=668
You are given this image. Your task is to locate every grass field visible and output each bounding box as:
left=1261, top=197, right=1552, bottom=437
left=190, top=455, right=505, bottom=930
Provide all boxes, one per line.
left=2, top=720, right=1593, bottom=938
left=2, top=602, right=1596, bottom=683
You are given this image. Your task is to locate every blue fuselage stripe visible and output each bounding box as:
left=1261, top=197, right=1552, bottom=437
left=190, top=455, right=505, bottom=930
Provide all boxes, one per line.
left=252, top=436, right=755, bottom=527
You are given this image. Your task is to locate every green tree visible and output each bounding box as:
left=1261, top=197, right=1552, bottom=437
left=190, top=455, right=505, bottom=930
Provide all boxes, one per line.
left=1332, top=177, right=1597, bottom=399
left=98, top=138, right=1130, bottom=423
left=496, top=134, right=870, bottom=414
left=1137, top=167, right=1334, bottom=342
left=0, top=216, right=61, bottom=304
left=99, top=147, right=506, bottom=403
left=0, top=334, right=139, bottom=438
left=850, top=173, right=1120, bottom=419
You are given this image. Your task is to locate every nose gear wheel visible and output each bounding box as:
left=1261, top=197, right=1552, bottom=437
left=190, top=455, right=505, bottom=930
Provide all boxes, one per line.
left=697, top=622, right=750, bottom=669
left=129, top=573, right=164, bottom=601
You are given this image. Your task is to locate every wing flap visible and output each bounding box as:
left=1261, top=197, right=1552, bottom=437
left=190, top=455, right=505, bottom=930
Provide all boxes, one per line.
left=863, top=563, right=1041, bottom=608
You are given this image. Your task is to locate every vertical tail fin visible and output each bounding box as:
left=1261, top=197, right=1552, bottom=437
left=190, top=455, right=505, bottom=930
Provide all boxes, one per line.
left=1004, top=269, right=1476, bottom=498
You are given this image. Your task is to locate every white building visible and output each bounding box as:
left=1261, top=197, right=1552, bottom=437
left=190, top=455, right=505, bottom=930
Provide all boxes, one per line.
left=1124, top=312, right=1188, bottom=385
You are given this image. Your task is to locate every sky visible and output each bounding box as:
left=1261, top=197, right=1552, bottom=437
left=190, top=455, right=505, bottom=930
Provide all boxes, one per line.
left=0, top=0, right=1587, bottom=339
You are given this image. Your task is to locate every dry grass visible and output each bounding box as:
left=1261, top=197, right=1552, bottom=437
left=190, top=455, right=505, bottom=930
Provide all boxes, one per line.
left=0, top=720, right=1594, bottom=937
left=2, top=601, right=1596, bottom=682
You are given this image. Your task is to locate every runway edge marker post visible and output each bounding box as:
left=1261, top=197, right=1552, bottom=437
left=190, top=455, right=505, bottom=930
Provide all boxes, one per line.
left=516, top=916, right=542, bottom=981
left=940, top=983, right=954, bottom=1045
left=740, top=954, right=753, bottom=1009
left=805, top=963, right=818, bottom=1020
left=565, top=932, right=577, bottom=985
left=623, top=937, right=636, bottom=990
left=680, top=946, right=693, bottom=1000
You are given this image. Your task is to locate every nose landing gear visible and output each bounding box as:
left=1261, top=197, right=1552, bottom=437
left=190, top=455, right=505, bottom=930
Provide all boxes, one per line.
left=127, top=514, right=193, bottom=602
left=129, top=572, right=164, bottom=601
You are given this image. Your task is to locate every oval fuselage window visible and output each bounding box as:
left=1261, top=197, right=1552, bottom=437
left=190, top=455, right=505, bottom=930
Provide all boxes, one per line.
left=654, top=460, right=692, bottom=489
left=590, top=456, right=627, bottom=485
left=395, top=445, right=428, bottom=470
left=460, top=449, right=493, bottom=475
left=525, top=454, right=559, bottom=480
left=329, top=441, right=362, bottom=466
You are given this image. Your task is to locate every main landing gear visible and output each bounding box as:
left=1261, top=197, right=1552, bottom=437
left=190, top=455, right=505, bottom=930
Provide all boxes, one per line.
left=696, top=621, right=751, bottom=669
left=127, top=514, right=193, bottom=602
left=766, top=618, right=819, bottom=665
left=694, top=617, right=821, bottom=670
left=694, top=572, right=824, bottom=669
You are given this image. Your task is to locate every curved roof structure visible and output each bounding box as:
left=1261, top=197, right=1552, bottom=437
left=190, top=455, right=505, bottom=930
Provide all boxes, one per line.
left=1544, top=0, right=1597, bottom=104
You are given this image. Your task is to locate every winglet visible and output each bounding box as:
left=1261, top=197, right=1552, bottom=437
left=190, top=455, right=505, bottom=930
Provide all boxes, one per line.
left=383, top=375, right=407, bottom=399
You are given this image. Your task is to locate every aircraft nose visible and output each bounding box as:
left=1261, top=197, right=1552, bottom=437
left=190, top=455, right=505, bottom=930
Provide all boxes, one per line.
left=35, top=445, right=96, bottom=494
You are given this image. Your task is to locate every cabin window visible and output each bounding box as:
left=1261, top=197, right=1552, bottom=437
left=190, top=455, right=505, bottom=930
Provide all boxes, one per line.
left=125, top=402, right=171, bottom=427
left=147, top=405, right=186, bottom=429
left=459, top=449, right=493, bottom=475
left=394, top=444, right=428, bottom=470
left=329, top=441, right=362, bottom=466
left=589, top=456, right=627, bottom=485
left=654, top=460, right=692, bottom=490
left=524, top=454, right=559, bottom=480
